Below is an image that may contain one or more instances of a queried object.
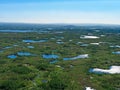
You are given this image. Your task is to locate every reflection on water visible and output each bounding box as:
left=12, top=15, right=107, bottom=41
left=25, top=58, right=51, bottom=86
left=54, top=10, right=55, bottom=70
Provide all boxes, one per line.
left=63, top=54, right=89, bottom=61
left=17, top=52, right=33, bottom=56
left=43, top=54, right=59, bottom=59
left=8, top=55, right=17, bottom=59
left=23, top=40, right=47, bottom=43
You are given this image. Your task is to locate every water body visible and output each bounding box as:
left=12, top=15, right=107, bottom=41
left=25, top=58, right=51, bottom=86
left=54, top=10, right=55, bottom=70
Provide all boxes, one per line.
left=89, top=68, right=103, bottom=74
left=43, top=54, right=59, bottom=59
left=4, top=46, right=12, bottom=49
left=80, top=35, right=99, bottom=39
left=17, top=52, right=33, bottom=56
left=56, top=41, right=64, bottom=44
left=112, top=51, right=120, bottom=55
left=0, top=50, right=4, bottom=53
left=8, top=55, right=17, bottom=59
left=23, top=40, right=47, bottom=43
left=89, top=66, right=120, bottom=74
left=63, top=54, right=89, bottom=61
left=80, top=44, right=89, bottom=47
left=13, top=45, right=19, bottom=47
left=27, top=46, right=34, bottom=48
left=110, top=45, right=120, bottom=48
left=0, top=30, right=34, bottom=33
left=8, top=52, right=36, bottom=59
left=50, top=60, right=58, bottom=64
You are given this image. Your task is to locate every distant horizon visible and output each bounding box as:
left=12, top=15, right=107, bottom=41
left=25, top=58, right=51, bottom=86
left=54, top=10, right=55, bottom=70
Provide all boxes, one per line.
left=1, top=22, right=120, bottom=26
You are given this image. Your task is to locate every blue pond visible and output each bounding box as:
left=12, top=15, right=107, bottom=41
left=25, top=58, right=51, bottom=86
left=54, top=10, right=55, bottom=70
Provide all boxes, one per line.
left=17, top=52, right=33, bottom=56
left=80, top=44, right=89, bottom=47
left=110, top=45, right=120, bottom=48
left=112, top=51, right=120, bottom=55
left=89, top=68, right=103, bottom=74
left=13, top=45, right=18, bottom=47
left=0, top=50, right=4, bottom=53
left=43, top=54, right=59, bottom=59
left=27, top=46, right=34, bottom=48
left=50, top=60, right=58, bottom=64
left=4, top=46, right=12, bottom=49
left=63, top=54, right=89, bottom=61
left=56, top=41, right=64, bottom=44
left=8, top=55, right=17, bottom=59
left=63, top=58, right=73, bottom=61
left=23, top=40, right=47, bottom=43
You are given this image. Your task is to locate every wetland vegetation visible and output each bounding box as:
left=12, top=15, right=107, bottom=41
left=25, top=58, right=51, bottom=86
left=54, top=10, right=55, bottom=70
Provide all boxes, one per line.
left=0, top=23, right=120, bottom=90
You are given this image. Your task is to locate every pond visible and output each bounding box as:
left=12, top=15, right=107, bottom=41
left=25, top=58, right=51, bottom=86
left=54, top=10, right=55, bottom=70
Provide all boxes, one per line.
left=80, top=44, right=89, bottom=47
left=8, top=55, right=17, bottom=59
left=17, top=52, right=34, bottom=56
left=89, top=66, right=120, bottom=74
left=43, top=54, right=59, bottom=59
left=110, top=45, right=120, bottom=48
left=56, top=41, right=64, bottom=44
left=27, top=46, right=34, bottom=48
left=112, top=51, right=120, bottom=55
left=0, top=50, right=4, bottom=53
left=63, top=54, right=89, bottom=61
left=80, top=35, right=99, bottom=39
left=23, top=40, right=47, bottom=43
left=4, top=46, right=12, bottom=49
left=89, top=68, right=103, bottom=74
left=50, top=60, right=58, bottom=64
left=13, top=45, right=19, bottom=47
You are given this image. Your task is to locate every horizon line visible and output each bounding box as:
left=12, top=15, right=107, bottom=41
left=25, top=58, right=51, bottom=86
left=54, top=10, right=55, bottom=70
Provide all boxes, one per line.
left=0, top=21, right=120, bottom=26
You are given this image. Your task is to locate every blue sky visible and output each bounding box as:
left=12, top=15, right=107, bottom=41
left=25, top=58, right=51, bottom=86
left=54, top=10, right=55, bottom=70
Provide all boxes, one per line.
left=0, top=0, right=120, bottom=24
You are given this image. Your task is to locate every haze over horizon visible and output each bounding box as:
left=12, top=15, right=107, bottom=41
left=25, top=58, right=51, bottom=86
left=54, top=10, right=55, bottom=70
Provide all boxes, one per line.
left=0, top=0, right=120, bottom=24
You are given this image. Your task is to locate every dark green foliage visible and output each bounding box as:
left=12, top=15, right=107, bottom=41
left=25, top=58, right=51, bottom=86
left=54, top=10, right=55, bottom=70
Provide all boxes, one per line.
left=36, top=60, right=51, bottom=71
left=10, top=65, right=32, bottom=74
left=48, top=71, right=69, bottom=90
left=0, top=80, right=25, bottom=90
left=39, top=69, right=71, bottom=90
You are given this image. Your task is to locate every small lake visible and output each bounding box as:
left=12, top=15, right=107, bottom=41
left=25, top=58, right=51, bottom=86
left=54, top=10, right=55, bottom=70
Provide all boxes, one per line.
left=110, top=45, right=120, bottom=48
left=50, top=60, right=58, bottom=64
left=13, top=45, right=19, bottom=47
left=63, top=54, right=89, bottom=61
left=80, top=35, right=99, bottom=39
left=0, top=50, right=4, bottom=53
left=23, top=40, right=47, bottom=43
left=80, top=44, right=89, bottom=47
left=89, top=66, right=120, bottom=74
left=56, top=41, right=64, bottom=44
left=89, top=68, right=103, bottom=74
left=27, top=46, right=34, bottom=48
left=43, top=54, right=59, bottom=59
left=17, top=52, right=34, bottom=56
left=4, top=46, right=12, bottom=49
left=112, top=51, right=120, bottom=55
left=8, top=55, right=17, bottom=59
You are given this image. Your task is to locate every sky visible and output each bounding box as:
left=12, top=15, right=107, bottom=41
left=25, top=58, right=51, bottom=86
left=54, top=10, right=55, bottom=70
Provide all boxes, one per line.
left=0, top=0, right=120, bottom=24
